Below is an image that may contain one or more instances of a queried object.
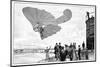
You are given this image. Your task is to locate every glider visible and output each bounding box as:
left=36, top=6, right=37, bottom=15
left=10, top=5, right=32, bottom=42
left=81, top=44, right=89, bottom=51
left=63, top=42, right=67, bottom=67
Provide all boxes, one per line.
left=22, top=7, right=72, bottom=39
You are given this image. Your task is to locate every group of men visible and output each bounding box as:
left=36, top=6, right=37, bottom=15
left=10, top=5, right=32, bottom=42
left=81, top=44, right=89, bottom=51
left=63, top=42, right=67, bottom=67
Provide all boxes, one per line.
left=54, top=42, right=67, bottom=61
left=54, top=42, right=88, bottom=61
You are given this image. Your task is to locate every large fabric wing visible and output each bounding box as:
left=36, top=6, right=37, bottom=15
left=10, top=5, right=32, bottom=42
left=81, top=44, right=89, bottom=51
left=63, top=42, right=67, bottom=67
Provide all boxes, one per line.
left=56, top=9, right=72, bottom=24
left=22, top=7, right=72, bottom=40
left=40, top=24, right=61, bottom=39
left=22, top=7, right=38, bottom=27
left=39, top=10, right=56, bottom=25
left=22, top=7, right=56, bottom=27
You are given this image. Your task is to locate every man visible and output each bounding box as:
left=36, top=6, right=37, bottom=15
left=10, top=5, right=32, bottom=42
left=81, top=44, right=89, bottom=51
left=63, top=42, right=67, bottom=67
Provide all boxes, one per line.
left=59, top=42, right=62, bottom=60
left=65, top=45, right=68, bottom=56
left=59, top=47, right=67, bottom=61
left=54, top=43, right=60, bottom=60
left=54, top=43, right=58, bottom=59
left=39, top=26, right=44, bottom=38
left=85, top=48, right=89, bottom=60
left=69, top=47, right=73, bottom=61
left=78, top=45, right=81, bottom=60
left=82, top=41, right=85, bottom=50
left=45, top=46, right=51, bottom=60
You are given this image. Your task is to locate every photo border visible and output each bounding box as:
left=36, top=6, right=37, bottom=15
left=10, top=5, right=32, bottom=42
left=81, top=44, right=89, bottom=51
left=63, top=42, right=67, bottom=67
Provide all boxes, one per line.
left=10, top=0, right=96, bottom=67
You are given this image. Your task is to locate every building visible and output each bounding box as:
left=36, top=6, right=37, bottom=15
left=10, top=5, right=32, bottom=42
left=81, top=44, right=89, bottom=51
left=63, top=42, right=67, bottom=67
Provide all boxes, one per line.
left=85, top=12, right=95, bottom=50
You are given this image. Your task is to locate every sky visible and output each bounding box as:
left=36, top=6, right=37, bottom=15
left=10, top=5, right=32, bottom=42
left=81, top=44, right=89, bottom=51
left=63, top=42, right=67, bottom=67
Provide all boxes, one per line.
left=12, top=1, right=95, bottom=49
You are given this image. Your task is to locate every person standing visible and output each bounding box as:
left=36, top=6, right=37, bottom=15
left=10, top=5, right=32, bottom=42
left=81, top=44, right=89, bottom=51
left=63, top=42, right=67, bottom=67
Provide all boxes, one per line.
left=69, top=48, right=73, bottom=61
left=58, top=42, right=62, bottom=60
left=59, top=47, right=67, bottom=61
left=64, top=45, right=68, bottom=56
left=54, top=43, right=59, bottom=60
left=85, top=48, right=89, bottom=60
left=78, top=45, right=81, bottom=60
left=82, top=41, right=85, bottom=50
left=45, top=46, right=51, bottom=60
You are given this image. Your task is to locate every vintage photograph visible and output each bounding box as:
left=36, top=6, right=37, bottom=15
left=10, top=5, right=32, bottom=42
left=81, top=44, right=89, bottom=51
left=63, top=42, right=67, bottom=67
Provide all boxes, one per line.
left=11, top=0, right=96, bottom=66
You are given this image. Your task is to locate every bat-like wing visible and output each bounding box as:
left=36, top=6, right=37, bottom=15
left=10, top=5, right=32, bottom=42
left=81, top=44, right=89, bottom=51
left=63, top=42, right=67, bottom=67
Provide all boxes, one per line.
left=22, top=7, right=56, bottom=27
left=56, top=9, right=72, bottom=24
